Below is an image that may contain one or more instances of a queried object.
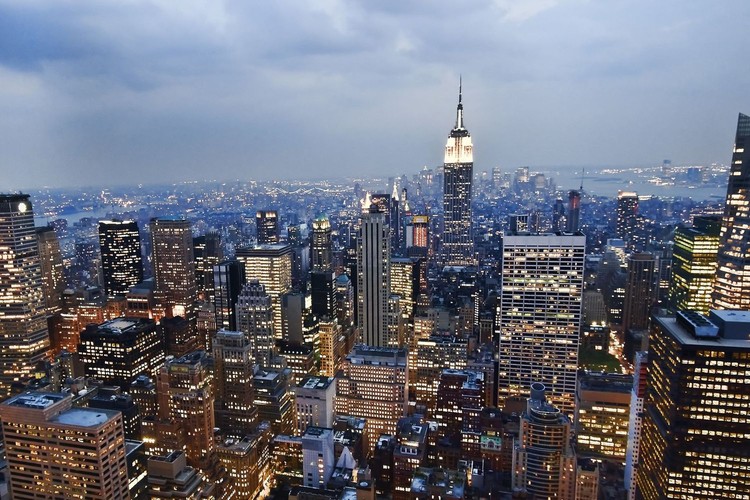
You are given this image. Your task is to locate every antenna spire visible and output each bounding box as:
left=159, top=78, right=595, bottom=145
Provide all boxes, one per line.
left=455, top=76, right=464, bottom=129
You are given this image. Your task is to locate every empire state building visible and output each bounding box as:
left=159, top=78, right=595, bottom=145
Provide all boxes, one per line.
left=442, top=80, right=475, bottom=266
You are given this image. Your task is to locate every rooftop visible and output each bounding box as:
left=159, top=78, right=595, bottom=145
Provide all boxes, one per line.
left=51, top=407, right=119, bottom=428
left=299, top=376, right=334, bottom=390
left=4, top=392, right=66, bottom=409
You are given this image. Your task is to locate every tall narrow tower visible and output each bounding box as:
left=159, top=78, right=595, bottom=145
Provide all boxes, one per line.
left=713, top=113, right=750, bottom=309
left=0, top=194, right=50, bottom=396
left=442, top=79, right=474, bottom=266
left=357, top=195, right=391, bottom=347
left=99, top=219, right=143, bottom=297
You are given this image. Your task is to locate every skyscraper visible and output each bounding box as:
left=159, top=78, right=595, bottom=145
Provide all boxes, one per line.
left=150, top=217, right=197, bottom=321
left=236, top=280, right=276, bottom=366
left=622, top=252, right=657, bottom=334
left=442, top=80, right=474, bottom=266
left=497, top=232, right=585, bottom=417
left=99, top=219, right=144, bottom=297
left=616, top=191, right=639, bottom=249
left=213, top=259, right=245, bottom=331
left=256, top=210, right=279, bottom=245
left=637, top=310, right=750, bottom=498
left=357, top=197, right=391, bottom=347
left=213, top=329, right=258, bottom=437
left=671, top=216, right=721, bottom=314
left=713, top=113, right=750, bottom=310
left=35, top=226, right=65, bottom=311
left=566, top=190, right=581, bottom=233
left=193, top=231, right=223, bottom=301
left=0, top=392, right=129, bottom=498
left=0, top=194, right=50, bottom=396
left=310, top=216, right=336, bottom=320
left=235, top=244, right=293, bottom=338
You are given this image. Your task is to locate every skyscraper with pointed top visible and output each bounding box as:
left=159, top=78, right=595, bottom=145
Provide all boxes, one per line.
left=713, top=113, right=750, bottom=309
left=442, top=78, right=474, bottom=266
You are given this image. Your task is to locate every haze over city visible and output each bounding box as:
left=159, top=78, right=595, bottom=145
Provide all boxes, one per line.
left=1, top=0, right=749, bottom=189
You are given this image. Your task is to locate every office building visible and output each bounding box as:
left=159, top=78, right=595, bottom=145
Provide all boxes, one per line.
left=512, top=383, right=576, bottom=498
left=236, top=243, right=293, bottom=338
left=256, top=210, right=279, bottom=244
left=35, top=226, right=65, bottom=311
left=318, top=319, right=343, bottom=377
left=575, top=372, right=632, bottom=461
left=77, top=316, right=164, bottom=392
left=193, top=231, right=223, bottom=301
left=236, top=280, right=276, bottom=366
left=406, top=214, right=430, bottom=257
left=0, top=392, right=129, bottom=498
left=213, top=329, right=258, bottom=438
left=393, top=417, right=429, bottom=499
left=311, top=216, right=337, bottom=320
left=335, top=345, right=408, bottom=452
left=302, top=426, right=335, bottom=488
left=497, top=232, right=585, bottom=417
left=357, top=197, right=391, bottom=347
left=150, top=217, right=197, bottom=321
left=637, top=310, right=750, bottom=498
left=311, top=215, right=333, bottom=272
left=157, top=351, right=215, bottom=471
left=99, top=219, right=143, bottom=298
left=714, top=113, right=750, bottom=309
left=253, top=367, right=296, bottom=436
left=670, top=216, right=721, bottom=314
left=213, top=259, right=244, bottom=331
left=434, top=369, right=486, bottom=460
left=442, top=81, right=475, bottom=266
left=295, top=375, right=335, bottom=435
left=0, top=194, right=50, bottom=396
left=217, top=425, right=272, bottom=499
left=390, top=257, right=421, bottom=323
left=147, top=451, right=215, bottom=498
left=412, top=333, right=468, bottom=414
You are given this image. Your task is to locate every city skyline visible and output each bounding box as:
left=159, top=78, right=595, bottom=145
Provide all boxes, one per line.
left=1, top=1, right=749, bottom=189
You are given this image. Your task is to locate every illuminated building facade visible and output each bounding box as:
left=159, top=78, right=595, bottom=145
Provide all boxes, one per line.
left=497, top=232, right=585, bottom=417
left=157, top=351, right=215, bottom=471
left=318, top=319, right=343, bottom=377
left=253, top=367, right=296, bottom=436
left=390, top=257, right=421, bottom=323
left=335, top=345, right=409, bottom=452
left=99, top=219, right=143, bottom=298
left=236, top=280, right=276, bottom=366
left=256, top=209, right=279, bottom=245
left=357, top=200, right=391, bottom=347
left=213, top=259, right=244, bottom=331
left=302, top=426, right=335, bottom=488
left=147, top=451, right=215, bottom=498
left=670, top=216, right=721, bottom=314
left=637, top=310, right=750, bottom=498
left=150, top=217, right=197, bottom=321
left=78, top=317, right=164, bottom=392
left=566, top=190, right=581, bottom=233
left=294, top=375, right=335, bottom=435
left=235, top=244, right=293, bottom=338
left=512, top=383, right=576, bottom=498
left=35, top=226, right=65, bottom=311
left=193, top=231, right=223, bottom=302
left=575, top=372, right=632, bottom=461
left=625, top=351, right=647, bottom=500
left=311, top=216, right=337, bottom=320
left=0, top=392, right=129, bottom=499
left=616, top=191, right=639, bottom=250
left=0, top=194, right=50, bottom=396
left=442, top=82, right=475, bottom=266
left=713, top=113, right=750, bottom=310
left=411, top=333, right=468, bottom=414
left=212, top=329, right=258, bottom=438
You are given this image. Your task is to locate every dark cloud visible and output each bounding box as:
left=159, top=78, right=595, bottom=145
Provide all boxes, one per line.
left=0, top=0, right=749, bottom=189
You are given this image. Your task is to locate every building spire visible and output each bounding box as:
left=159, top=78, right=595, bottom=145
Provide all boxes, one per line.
left=455, top=76, right=464, bottom=130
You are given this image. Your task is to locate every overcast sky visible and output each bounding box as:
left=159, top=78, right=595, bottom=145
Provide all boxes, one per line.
left=1, top=0, right=749, bottom=190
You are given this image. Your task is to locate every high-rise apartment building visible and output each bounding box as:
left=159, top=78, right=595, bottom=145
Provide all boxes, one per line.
left=335, top=345, right=408, bottom=453
left=357, top=200, right=391, bottom=347
left=713, top=113, right=750, bottom=310
left=78, top=317, right=165, bottom=392
left=236, top=244, right=293, bottom=338
left=638, top=310, right=750, bottom=498
left=256, top=210, right=279, bottom=245
left=512, top=383, right=576, bottom=498
left=236, top=280, right=276, bottom=366
left=213, top=329, right=258, bottom=438
left=670, top=216, right=721, bottom=314
left=35, top=226, right=65, bottom=311
left=213, top=259, right=245, bottom=331
left=442, top=82, right=474, bottom=266
left=99, top=219, right=144, bottom=297
left=616, top=191, right=639, bottom=249
left=0, top=194, right=50, bottom=396
left=497, top=232, right=585, bottom=417
left=150, top=217, right=197, bottom=321
left=0, top=392, right=129, bottom=498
